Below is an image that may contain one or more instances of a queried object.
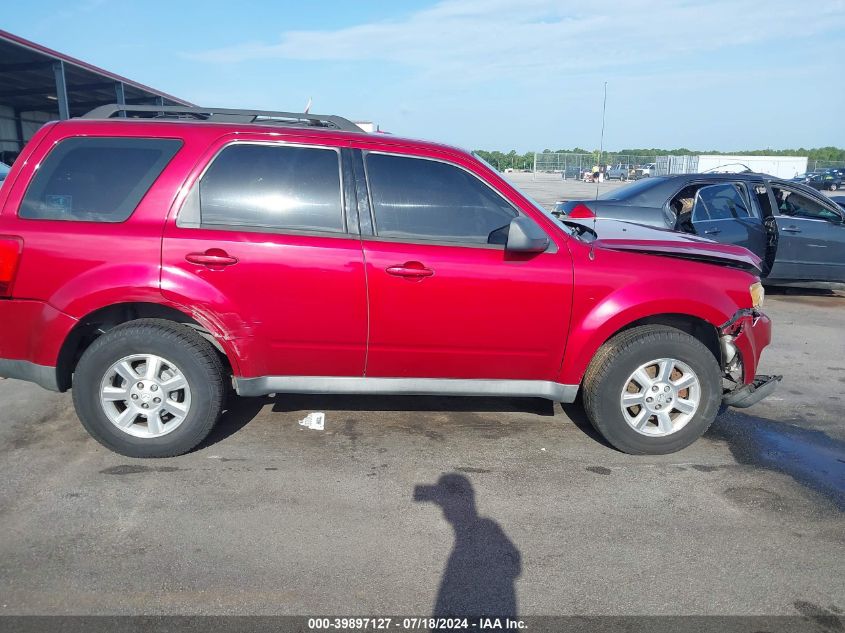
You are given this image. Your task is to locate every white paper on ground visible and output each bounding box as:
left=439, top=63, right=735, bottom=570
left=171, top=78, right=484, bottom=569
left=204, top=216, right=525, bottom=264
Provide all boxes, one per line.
left=298, top=412, right=325, bottom=430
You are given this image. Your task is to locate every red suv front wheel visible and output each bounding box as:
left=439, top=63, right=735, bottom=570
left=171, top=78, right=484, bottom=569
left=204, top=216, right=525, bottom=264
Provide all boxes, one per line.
left=582, top=325, right=722, bottom=454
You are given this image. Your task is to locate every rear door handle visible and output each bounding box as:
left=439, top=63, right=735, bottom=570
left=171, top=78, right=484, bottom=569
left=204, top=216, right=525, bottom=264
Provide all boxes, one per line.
left=781, top=226, right=801, bottom=233
left=386, top=262, right=434, bottom=279
left=185, top=249, right=239, bottom=267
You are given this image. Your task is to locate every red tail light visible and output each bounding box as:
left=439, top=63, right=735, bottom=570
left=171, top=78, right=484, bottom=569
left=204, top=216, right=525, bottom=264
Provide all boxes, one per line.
left=568, top=203, right=595, bottom=219
left=0, top=237, right=23, bottom=297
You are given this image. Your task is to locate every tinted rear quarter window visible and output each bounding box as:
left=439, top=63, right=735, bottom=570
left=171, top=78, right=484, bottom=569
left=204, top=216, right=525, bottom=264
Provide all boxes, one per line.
left=365, top=153, right=517, bottom=244
left=198, top=144, right=344, bottom=233
left=20, top=137, right=181, bottom=222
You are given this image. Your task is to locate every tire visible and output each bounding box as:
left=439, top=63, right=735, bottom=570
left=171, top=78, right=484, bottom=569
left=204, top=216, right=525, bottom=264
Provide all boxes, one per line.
left=582, top=325, right=722, bottom=455
left=829, top=183, right=838, bottom=191
left=72, top=319, right=226, bottom=458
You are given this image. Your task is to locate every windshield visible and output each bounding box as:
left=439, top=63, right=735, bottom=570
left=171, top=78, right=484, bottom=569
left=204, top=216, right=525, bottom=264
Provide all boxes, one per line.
left=473, top=153, right=582, bottom=240
left=472, top=152, right=582, bottom=239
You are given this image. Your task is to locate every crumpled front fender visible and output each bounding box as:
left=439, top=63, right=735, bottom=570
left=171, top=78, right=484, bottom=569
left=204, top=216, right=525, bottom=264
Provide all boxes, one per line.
left=720, top=309, right=772, bottom=384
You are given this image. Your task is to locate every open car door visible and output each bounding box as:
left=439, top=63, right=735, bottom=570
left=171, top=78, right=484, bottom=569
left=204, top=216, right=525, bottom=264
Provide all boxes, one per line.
left=689, top=183, right=767, bottom=260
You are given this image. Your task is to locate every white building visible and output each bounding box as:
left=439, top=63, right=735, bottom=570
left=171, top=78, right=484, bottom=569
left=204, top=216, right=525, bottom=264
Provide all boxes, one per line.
left=655, top=155, right=808, bottom=179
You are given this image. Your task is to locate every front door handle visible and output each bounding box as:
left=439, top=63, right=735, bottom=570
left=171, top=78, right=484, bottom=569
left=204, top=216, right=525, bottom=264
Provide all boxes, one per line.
left=781, top=226, right=802, bottom=233
left=386, top=261, right=434, bottom=279
left=185, top=249, right=239, bottom=268
left=703, top=228, right=721, bottom=235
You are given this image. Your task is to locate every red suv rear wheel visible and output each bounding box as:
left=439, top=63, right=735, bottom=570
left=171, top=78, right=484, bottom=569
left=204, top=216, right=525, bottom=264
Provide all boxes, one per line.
left=71, top=319, right=225, bottom=458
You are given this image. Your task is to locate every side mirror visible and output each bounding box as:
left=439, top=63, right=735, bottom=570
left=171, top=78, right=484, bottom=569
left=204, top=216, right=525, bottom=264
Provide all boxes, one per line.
left=505, top=216, right=550, bottom=253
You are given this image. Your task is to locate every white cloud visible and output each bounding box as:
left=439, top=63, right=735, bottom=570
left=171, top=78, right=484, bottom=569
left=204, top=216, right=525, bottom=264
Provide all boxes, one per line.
left=186, top=0, right=845, bottom=83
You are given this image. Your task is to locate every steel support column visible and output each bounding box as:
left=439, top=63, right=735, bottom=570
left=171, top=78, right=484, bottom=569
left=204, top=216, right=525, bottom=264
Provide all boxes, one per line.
left=52, top=61, right=69, bottom=119
left=13, top=108, right=25, bottom=152
left=115, top=81, right=126, bottom=117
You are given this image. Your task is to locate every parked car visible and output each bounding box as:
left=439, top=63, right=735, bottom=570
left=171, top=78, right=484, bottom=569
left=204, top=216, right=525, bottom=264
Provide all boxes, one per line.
left=606, top=164, right=631, bottom=181
left=792, top=169, right=843, bottom=190
left=804, top=171, right=841, bottom=191
left=632, top=163, right=655, bottom=179
left=556, top=173, right=845, bottom=283
left=0, top=104, right=777, bottom=458
left=0, top=161, right=10, bottom=183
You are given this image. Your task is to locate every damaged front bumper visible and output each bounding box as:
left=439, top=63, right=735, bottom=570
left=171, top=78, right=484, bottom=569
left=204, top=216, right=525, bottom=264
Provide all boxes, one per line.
left=723, top=374, right=782, bottom=408
left=719, top=308, right=781, bottom=408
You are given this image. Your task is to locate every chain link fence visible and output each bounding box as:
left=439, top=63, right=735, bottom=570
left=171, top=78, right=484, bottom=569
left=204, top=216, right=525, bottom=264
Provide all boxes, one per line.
left=809, top=160, right=845, bottom=171
left=532, top=152, right=655, bottom=179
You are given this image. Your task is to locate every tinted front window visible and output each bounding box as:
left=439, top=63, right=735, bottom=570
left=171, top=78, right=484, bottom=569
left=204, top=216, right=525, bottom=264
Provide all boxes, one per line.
left=772, top=187, right=842, bottom=222
left=200, top=144, right=344, bottom=233
left=366, top=153, right=517, bottom=244
left=20, top=137, right=181, bottom=222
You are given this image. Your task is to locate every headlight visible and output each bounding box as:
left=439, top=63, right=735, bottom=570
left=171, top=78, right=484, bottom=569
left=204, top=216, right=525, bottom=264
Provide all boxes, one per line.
left=750, top=282, right=765, bottom=308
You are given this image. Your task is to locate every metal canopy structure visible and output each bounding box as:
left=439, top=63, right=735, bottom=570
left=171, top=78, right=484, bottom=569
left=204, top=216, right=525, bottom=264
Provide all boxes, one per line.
left=0, top=29, right=192, bottom=163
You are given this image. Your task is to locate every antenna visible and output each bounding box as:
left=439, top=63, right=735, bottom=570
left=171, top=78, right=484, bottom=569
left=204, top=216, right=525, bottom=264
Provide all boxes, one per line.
left=702, top=162, right=752, bottom=174
left=590, top=81, right=607, bottom=261
left=595, top=81, right=607, bottom=201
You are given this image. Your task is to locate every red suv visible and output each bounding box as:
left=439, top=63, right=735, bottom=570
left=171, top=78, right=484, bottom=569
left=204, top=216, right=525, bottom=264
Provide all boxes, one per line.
left=0, top=105, right=779, bottom=457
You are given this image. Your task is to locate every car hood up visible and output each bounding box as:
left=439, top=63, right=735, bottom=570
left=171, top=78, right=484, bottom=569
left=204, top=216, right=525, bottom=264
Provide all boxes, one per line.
left=565, top=218, right=762, bottom=273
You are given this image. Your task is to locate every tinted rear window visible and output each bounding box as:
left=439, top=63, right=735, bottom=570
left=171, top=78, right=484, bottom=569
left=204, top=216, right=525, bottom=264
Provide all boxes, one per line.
left=598, top=177, right=666, bottom=201
left=199, top=144, right=344, bottom=233
left=692, top=183, right=753, bottom=221
left=20, top=137, right=181, bottom=222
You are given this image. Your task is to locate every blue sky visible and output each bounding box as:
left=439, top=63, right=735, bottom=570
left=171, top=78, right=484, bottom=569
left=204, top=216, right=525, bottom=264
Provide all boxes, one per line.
left=5, top=0, right=845, bottom=151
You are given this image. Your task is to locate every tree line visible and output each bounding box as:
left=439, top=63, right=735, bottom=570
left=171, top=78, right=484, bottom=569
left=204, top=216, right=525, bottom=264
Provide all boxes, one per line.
left=474, top=146, right=845, bottom=170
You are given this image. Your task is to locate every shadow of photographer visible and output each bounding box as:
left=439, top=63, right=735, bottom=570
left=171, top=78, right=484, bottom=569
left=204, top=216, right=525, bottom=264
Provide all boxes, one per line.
left=414, top=473, right=521, bottom=621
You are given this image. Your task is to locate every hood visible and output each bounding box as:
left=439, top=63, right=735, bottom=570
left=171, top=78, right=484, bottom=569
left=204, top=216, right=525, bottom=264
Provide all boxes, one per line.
left=566, top=218, right=762, bottom=273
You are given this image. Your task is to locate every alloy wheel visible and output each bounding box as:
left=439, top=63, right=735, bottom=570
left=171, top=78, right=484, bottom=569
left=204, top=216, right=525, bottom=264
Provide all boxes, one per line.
left=619, top=357, right=701, bottom=437
left=98, top=354, right=192, bottom=438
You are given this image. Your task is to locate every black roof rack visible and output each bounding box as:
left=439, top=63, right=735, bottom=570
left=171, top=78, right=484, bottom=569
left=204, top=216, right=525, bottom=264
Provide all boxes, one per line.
left=80, top=104, right=363, bottom=133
